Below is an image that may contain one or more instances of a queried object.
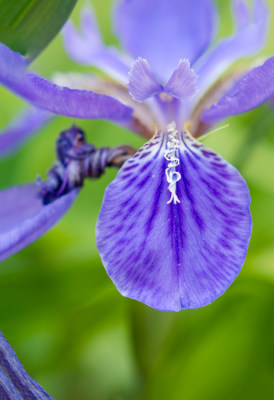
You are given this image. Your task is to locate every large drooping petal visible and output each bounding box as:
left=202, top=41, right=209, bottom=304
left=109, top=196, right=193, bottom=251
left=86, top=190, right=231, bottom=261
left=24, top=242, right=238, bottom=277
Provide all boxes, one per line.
left=0, top=184, right=79, bottom=262
left=0, top=331, right=54, bottom=399
left=202, top=57, right=274, bottom=123
left=62, top=6, right=132, bottom=85
left=0, top=42, right=133, bottom=123
left=114, top=0, right=217, bottom=82
left=195, top=0, right=269, bottom=96
left=0, top=107, right=53, bottom=157
left=96, top=131, right=252, bottom=311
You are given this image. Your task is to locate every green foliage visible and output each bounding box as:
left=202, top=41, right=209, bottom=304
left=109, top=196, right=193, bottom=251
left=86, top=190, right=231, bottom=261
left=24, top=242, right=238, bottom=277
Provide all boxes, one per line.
left=0, top=0, right=78, bottom=59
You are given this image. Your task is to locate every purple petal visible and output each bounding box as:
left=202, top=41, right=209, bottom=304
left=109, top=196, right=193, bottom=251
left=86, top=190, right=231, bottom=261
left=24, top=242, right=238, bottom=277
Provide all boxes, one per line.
left=232, top=0, right=250, bottom=30
left=0, top=42, right=133, bottom=122
left=114, top=0, right=217, bottom=81
left=164, top=60, right=198, bottom=100
left=52, top=71, right=156, bottom=138
left=195, top=0, right=269, bottom=95
left=96, top=130, right=252, bottom=311
left=0, top=107, right=52, bottom=158
left=0, top=369, right=23, bottom=400
left=0, top=332, right=54, bottom=399
left=62, top=6, right=132, bottom=85
left=202, top=57, right=274, bottom=122
left=128, top=58, right=163, bottom=102
left=0, top=184, right=78, bottom=262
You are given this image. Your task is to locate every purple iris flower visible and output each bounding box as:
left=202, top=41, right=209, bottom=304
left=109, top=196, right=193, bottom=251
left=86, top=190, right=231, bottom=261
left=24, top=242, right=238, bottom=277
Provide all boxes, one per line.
left=0, top=331, right=54, bottom=399
left=0, top=0, right=274, bottom=311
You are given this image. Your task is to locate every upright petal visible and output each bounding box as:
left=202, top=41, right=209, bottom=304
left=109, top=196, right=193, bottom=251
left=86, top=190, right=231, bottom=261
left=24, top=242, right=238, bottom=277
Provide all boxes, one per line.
left=62, top=6, right=132, bottom=85
left=96, top=130, right=252, bottom=311
left=164, top=60, right=198, bottom=100
left=0, top=332, right=54, bottom=399
left=195, top=0, right=269, bottom=96
left=114, top=0, right=217, bottom=81
left=0, top=184, right=78, bottom=262
left=0, top=107, right=52, bottom=158
left=202, top=57, right=274, bottom=123
left=128, top=58, right=163, bottom=102
left=0, top=43, right=133, bottom=123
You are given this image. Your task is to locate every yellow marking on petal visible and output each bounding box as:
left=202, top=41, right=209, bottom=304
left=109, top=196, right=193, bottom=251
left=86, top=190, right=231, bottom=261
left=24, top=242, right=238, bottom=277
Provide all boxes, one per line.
left=153, top=123, right=158, bottom=135
left=184, top=121, right=193, bottom=137
left=159, top=92, right=173, bottom=102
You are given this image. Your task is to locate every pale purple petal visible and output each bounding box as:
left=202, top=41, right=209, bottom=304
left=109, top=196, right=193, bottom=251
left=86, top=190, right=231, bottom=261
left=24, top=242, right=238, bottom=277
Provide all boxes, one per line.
left=195, top=0, right=269, bottom=96
left=164, top=60, right=198, bottom=100
left=96, top=131, right=251, bottom=311
left=128, top=58, right=163, bottom=102
left=0, top=332, right=54, bottom=399
left=114, top=0, right=217, bottom=82
left=0, top=42, right=133, bottom=122
left=62, top=6, right=132, bottom=85
left=0, top=107, right=53, bottom=157
left=0, top=184, right=79, bottom=262
left=232, top=0, right=250, bottom=30
left=202, top=57, right=274, bottom=122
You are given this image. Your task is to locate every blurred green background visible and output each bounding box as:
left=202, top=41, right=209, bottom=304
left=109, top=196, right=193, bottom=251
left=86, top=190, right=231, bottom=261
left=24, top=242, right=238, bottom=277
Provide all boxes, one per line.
left=0, top=0, right=274, bottom=399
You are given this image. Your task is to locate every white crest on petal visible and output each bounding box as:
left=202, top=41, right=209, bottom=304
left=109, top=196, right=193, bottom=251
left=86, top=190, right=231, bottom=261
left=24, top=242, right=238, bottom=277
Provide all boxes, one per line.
left=164, top=122, right=181, bottom=205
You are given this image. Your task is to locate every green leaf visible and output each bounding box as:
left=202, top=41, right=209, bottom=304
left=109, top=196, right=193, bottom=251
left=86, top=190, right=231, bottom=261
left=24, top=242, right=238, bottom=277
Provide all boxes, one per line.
left=0, top=0, right=78, bottom=59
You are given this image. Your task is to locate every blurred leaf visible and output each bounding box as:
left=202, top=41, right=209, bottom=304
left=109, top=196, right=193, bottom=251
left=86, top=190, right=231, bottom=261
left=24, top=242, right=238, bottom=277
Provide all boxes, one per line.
left=233, top=106, right=274, bottom=170
left=140, top=279, right=274, bottom=400
left=0, top=0, right=78, bottom=59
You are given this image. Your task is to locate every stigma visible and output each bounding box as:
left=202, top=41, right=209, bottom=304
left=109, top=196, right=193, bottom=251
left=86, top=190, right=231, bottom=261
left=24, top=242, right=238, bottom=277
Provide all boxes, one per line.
left=164, top=122, right=181, bottom=205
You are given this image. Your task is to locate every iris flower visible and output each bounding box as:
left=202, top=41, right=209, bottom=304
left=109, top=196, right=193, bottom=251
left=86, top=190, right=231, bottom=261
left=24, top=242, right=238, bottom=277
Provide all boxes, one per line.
left=0, top=0, right=274, bottom=311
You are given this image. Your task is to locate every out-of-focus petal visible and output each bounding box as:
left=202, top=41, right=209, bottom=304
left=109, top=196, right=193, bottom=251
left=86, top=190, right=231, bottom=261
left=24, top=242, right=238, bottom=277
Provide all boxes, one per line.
left=0, top=184, right=79, bottom=262
left=0, top=332, right=54, bottom=399
left=114, top=0, right=217, bottom=82
left=96, top=131, right=251, bottom=311
left=164, top=60, right=198, bottom=100
left=128, top=58, right=163, bottom=102
left=202, top=57, right=274, bottom=122
left=0, top=107, right=52, bottom=158
left=62, top=6, right=132, bottom=85
left=0, top=42, right=133, bottom=123
left=195, top=0, right=269, bottom=96
left=232, top=0, right=250, bottom=30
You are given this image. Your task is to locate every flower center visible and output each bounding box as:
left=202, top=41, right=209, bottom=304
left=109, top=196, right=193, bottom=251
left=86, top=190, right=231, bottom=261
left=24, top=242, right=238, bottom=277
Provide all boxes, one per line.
left=164, top=122, right=181, bottom=205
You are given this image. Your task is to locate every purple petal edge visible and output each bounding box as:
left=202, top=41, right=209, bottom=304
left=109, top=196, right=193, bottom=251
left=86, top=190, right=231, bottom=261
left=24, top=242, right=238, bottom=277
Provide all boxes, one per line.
left=195, top=0, right=269, bottom=96
left=164, top=59, right=198, bottom=100
left=62, top=6, right=131, bottom=85
left=0, top=42, right=133, bottom=122
left=202, top=56, right=274, bottom=122
left=0, top=184, right=79, bottom=262
left=128, top=58, right=162, bottom=102
left=0, top=331, right=54, bottom=399
left=0, top=107, right=53, bottom=158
